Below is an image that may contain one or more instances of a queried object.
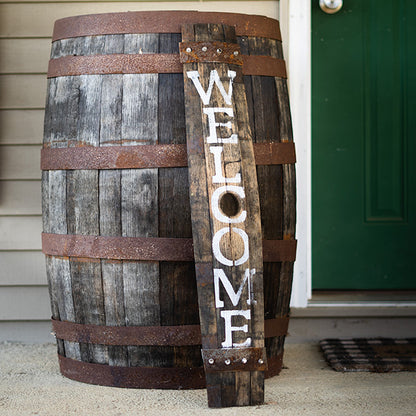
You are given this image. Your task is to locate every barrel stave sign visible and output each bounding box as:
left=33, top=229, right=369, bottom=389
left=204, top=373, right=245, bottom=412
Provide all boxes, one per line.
left=182, top=24, right=265, bottom=407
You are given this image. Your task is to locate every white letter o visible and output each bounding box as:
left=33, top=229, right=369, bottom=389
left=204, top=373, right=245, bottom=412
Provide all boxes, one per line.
left=212, top=227, right=249, bottom=266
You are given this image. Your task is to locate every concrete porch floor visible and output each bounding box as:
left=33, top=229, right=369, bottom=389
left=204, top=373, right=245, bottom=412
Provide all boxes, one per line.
left=0, top=342, right=415, bottom=415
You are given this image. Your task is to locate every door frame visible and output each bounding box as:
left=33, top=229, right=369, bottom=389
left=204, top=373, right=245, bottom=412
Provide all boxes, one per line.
left=282, top=0, right=415, bottom=307
left=280, top=0, right=312, bottom=307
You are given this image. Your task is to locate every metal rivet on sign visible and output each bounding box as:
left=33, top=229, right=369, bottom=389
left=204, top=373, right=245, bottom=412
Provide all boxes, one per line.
left=216, top=48, right=222, bottom=54
left=233, top=51, right=239, bottom=56
left=186, top=47, right=192, bottom=53
left=202, top=46, right=208, bottom=52
left=208, top=358, right=214, bottom=365
left=258, top=359, right=264, bottom=365
left=241, top=358, right=248, bottom=364
left=225, top=359, right=231, bottom=365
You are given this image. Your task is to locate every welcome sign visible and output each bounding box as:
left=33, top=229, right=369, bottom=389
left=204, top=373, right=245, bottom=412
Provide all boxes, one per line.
left=181, top=23, right=266, bottom=407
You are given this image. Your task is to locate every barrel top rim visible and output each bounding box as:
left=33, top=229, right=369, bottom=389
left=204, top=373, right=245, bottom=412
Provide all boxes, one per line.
left=52, top=10, right=281, bottom=42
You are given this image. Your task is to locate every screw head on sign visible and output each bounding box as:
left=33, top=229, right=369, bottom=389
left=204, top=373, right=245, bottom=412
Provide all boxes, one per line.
left=241, top=358, right=248, bottom=364
left=233, top=51, right=239, bottom=56
left=225, top=359, right=231, bottom=365
left=202, top=46, right=208, bottom=52
left=186, top=47, right=192, bottom=53
left=258, top=359, right=264, bottom=365
left=216, top=48, right=222, bottom=54
left=208, top=358, right=214, bottom=365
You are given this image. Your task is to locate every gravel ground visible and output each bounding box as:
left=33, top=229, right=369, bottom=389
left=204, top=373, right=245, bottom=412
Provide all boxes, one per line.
left=0, top=342, right=415, bottom=415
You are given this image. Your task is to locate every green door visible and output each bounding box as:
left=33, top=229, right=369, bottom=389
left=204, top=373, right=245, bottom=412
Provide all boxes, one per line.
left=312, top=0, right=416, bottom=289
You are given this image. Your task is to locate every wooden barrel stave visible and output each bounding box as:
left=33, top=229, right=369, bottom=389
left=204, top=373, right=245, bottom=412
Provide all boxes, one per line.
left=240, top=35, right=291, bottom=368
left=42, top=13, right=295, bottom=388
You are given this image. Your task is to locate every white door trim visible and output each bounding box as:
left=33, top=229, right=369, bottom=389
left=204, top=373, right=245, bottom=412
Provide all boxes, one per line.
left=280, top=0, right=312, bottom=307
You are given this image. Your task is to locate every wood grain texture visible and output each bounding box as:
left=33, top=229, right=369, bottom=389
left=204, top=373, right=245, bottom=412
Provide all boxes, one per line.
left=158, top=32, right=201, bottom=368
left=41, top=15, right=295, bottom=395
left=121, top=33, right=160, bottom=367
left=183, top=23, right=265, bottom=407
left=98, top=35, right=126, bottom=367
left=66, top=70, right=105, bottom=364
left=42, top=31, right=199, bottom=373
left=240, top=35, right=296, bottom=368
left=42, top=60, right=80, bottom=360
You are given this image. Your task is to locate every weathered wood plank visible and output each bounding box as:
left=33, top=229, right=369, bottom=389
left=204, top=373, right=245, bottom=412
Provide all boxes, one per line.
left=70, top=257, right=105, bottom=363
left=121, top=33, right=160, bottom=367
left=158, top=32, right=201, bottom=368
left=49, top=256, right=81, bottom=358
left=43, top=169, right=76, bottom=357
left=273, top=39, right=296, bottom=354
left=64, top=69, right=106, bottom=364
left=43, top=76, right=80, bottom=147
left=42, top=56, right=81, bottom=359
left=233, top=70, right=265, bottom=407
left=242, top=35, right=296, bottom=369
left=183, top=23, right=265, bottom=407
left=98, top=33, right=125, bottom=366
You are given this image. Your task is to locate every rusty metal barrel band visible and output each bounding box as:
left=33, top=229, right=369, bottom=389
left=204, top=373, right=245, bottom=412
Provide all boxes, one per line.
left=52, top=318, right=202, bottom=346
left=58, top=352, right=283, bottom=389
left=47, top=54, right=182, bottom=78
left=52, top=11, right=282, bottom=42
left=41, top=144, right=189, bottom=170
left=42, top=233, right=297, bottom=262
left=52, top=317, right=289, bottom=346
left=58, top=354, right=206, bottom=389
left=47, top=54, right=287, bottom=79
left=41, top=233, right=195, bottom=262
left=244, top=55, right=287, bottom=78
left=40, top=142, right=296, bottom=171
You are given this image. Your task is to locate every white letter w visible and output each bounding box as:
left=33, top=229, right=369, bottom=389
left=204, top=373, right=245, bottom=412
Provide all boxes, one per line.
left=186, top=69, right=236, bottom=105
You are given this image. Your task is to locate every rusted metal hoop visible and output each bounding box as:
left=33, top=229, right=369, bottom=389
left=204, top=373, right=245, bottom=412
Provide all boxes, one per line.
left=42, top=233, right=297, bottom=262
left=57, top=351, right=284, bottom=389
left=47, top=54, right=286, bottom=79
left=52, top=11, right=282, bottom=42
left=40, top=142, right=296, bottom=171
left=51, top=316, right=290, bottom=346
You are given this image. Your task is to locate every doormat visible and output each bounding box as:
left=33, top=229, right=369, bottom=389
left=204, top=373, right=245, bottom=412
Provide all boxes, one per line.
left=320, top=338, right=416, bottom=372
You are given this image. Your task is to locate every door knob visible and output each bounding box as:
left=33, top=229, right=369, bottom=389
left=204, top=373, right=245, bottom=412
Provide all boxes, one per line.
left=319, top=0, right=343, bottom=14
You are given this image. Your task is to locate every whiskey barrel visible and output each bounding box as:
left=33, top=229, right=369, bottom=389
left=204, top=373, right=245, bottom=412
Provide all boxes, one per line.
left=41, top=11, right=296, bottom=390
